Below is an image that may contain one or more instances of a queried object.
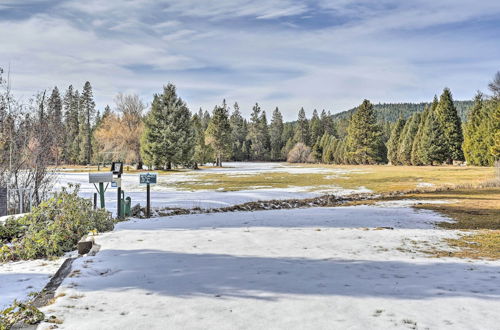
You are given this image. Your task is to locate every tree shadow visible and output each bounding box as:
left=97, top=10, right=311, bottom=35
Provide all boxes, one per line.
left=70, top=249, right=500, bottom=301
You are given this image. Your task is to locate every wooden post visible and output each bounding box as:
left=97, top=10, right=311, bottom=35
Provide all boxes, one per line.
left=93, top=193, right=97, bottom=210
left=117, top=187, right=122, bottom=218
left=146, top=183, right=150, bottom=218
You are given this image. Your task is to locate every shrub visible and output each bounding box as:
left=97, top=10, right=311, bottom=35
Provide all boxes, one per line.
left=0, top=185, right=114, bottom=262
left=0, top=218, right=27, bottom=244
left=287, top=143, right=311, bottom=163
left=0, top=300, right=45, bottom=329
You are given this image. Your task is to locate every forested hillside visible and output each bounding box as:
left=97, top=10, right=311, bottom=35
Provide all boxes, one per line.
left=333, top=100, right=474, bottom=123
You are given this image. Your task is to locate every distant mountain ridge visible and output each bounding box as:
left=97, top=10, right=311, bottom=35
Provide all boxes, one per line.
left=333, top=101, right=474, bottom=122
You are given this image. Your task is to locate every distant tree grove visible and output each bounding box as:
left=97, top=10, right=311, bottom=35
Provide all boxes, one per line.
left=2, top=70, right=499, bottom=171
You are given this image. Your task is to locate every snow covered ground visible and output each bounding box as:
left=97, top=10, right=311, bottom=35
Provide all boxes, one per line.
left=53, top=162, right=371, bottom=213
left=0, top=258, right=65, bottom=310
left=38, top=206, right=500, bottom=330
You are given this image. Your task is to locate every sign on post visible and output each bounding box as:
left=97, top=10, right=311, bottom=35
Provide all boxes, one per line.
left=140, top=173, right=157, bottom=218
left=111, top=177, right=122, bottom=188
left=140, top=173, right=157, bottom=185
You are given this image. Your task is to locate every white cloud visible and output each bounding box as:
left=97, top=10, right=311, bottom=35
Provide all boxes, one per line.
left=0, top=0, right=499, bottom=120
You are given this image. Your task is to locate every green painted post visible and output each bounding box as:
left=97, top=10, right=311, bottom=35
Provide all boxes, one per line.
left=99, top=182, right=105, bottom=208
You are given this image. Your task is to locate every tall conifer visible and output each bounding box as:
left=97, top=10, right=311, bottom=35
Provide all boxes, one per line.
left=345, top=100, right=384, bottom=164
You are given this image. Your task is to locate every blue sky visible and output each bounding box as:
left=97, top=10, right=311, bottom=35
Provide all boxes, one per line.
left=0, top=0, right=499, bottom=120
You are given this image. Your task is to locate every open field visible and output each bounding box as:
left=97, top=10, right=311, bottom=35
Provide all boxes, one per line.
left=174, top=164, right=496, bottom=192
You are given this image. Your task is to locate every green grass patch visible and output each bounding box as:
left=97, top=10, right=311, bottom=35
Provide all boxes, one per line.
left=173, top=164, right=495, bottom=193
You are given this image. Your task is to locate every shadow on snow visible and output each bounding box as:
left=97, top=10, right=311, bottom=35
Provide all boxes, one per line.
left=72, top=249, right=499, bottom=301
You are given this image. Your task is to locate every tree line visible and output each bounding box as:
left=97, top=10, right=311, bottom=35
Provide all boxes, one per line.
left=2, top=67, right=499, bottom=175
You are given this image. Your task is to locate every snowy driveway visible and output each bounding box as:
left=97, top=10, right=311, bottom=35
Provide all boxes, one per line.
left=39, top=206, right=500, bottom=330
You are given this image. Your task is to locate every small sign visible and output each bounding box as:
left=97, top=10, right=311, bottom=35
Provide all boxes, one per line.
left=111, top=178, right=122, bottom=188
left=140, top=173, right=157, bottom=185
left=89, top=172, right=113, bottom=183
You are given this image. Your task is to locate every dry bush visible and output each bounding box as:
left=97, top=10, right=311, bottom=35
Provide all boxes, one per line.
left=287, top=143, right=311, bottom=163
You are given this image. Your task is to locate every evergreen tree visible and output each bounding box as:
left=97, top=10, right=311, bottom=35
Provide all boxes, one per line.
left=78, top=82, right=96, bottom=164
left=247, top=103, right=268, bottom=160
left=491, top=100, right=500, bottom=158
left=488, top=73, right=500, bottom=159
left=63, top=86, right=80, bottom=164
left=270, top=107, right=284, bottom=161
left=102, top=105, right=112, bottom=120
left=47, top=86, right=63, bottom=164
left=320, top=110, right=336, bottom=136
left=192, top=113, right=213, bottom=168
left=397, top=113, right=421, bottom=165
left=434, top=88, right=464, bottom=163
left=386, top=117, right=405, bottom=165
left=309, top=109, right=322, bottom=144
left=345, top=100, right=385, bottom=164
left=411, top=98, right=437, bottom=165
left=229, top=102, right=247, bottom=161
left=420, top=112, right=447, bottom=165
left=260, top=110, right=271, bottom=159
left=141, top=83, right=194, bottom=170
left=205, top=100, right=232, bottom=166
left=294, top=107, right=310, bottom=145
left=281, top=123, right=295, bottom=158
left=462, top=93, right=493, bottom=165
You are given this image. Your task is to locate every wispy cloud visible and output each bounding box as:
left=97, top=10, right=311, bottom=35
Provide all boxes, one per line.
left=0, top=0, right=499, bottom=120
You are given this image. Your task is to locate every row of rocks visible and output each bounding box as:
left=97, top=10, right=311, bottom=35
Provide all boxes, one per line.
left=130, top=191, right=396, bottom=219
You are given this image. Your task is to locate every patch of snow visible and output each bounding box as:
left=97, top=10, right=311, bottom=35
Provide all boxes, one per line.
left=0, top=258, right=65, bottom=309
left=39, top=206, right=500, bottom=329
left=375, top=199, right=453, bottom=208
left=417, top=182, right=435, bottom=188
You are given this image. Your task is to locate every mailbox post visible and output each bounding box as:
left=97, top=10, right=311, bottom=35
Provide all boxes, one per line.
left=89, top=172, right=113, bottom=209
left=140, top=172, right=157, bottom=218
left=111, top=162, right=123, bottom=218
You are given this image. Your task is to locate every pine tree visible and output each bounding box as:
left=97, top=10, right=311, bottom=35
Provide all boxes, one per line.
left=420, top=112, right=447, bottom=165
left=435, top=88, right=464, bottom=163
left=294, top=107, right=310, bottom=145
left=491, top=100, right=500, bottom=158
left=270, top=107, right=284, bottom=161
left=386, top=117, right=405, bottom=165
left=462, top=93, right=493, bottom=165
left=247, top=103, right=268, bottom=160
left=309, top=109, right=322, bottom=145
left=411, top=98, right=437, bottom=165
left=47, top=86, right=63, bottom=164
left=345, top=100, right=384, bottom=164
left=397, top=113, right=421, bottom=165
left=63, top=86, right=80, bottom=164
left=192, top=113, right=213, bottom=168
left=141, top=83, right=194, bottom=169
left=78, top=82, right=96, bottom=164
left=260, top=111, right=271, bottom=159
left=320, top=110, right=336, bottom=136
left=229, top=102, right=247, bottom=161
left=205, top=100, right=232, bottom=166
